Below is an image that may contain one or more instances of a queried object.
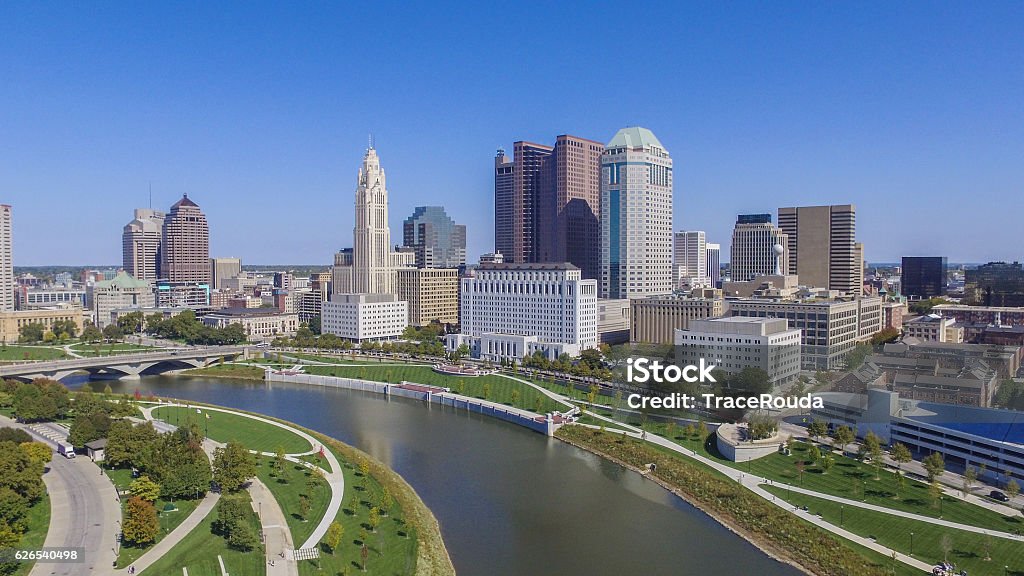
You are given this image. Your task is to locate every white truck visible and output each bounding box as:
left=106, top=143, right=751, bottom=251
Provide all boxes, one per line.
left=57, top=443, right=75, bottom=459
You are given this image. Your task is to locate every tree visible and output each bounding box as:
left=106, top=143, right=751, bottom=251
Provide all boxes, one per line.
left=368, top=506, right=380, bottom=532
left=274, top=446, right=287, bottom=477
left=299, top=494, right=311, bottom=520
left=19, top=442, right=51, bottom=469
left=80, top=323, right=103, bottom=343
left=213, top=441, right=257, bottom=492
left=122, top=496, right=159, bottom=545
left=820, top=454, right=835, bottom=474
left=358, top=458, right=370, bottom=478
left=832, top=426, right=855, bottom=454
left=890, top=443, right=912, bottom=471
left=102, top=323, right=124, bottom=341
left=130, top=476, right=161, bottom=502
left=962, top=466, right=978, bottom=497
left=510, top=388, right=520, bottom=406
left=940, top=534, right=953, bottom=562
left=380, top=488, right=393, bottom=516
left=808, top=445, right=821, bottom=465
left=1005, top=478, right=1019, bottom=504
left=324, top=521, right=344, bottom=554
left=922, top=452, right=946, bottom=482
left=17, top=323, right=45, bottom=343
left=807, top=420, right=828, bottom=443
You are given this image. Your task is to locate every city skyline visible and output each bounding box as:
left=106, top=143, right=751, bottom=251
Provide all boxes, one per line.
left=3, top=4, right=1024, bottom=265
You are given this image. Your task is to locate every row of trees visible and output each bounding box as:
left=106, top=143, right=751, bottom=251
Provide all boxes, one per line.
left=519, top=347, right=614, bottom=381
left=106, top=419, right=212, bottom=500
left=17, top=319, right=80, bottom=343
left=5, top=378, right=71, bottom=422
left=0, top=432, right=51, bottom=575
left=109, top=310, right=247, bottom=345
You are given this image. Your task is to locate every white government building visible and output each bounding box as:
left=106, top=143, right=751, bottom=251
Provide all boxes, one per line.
left=322, top=293, right=408, bottom=343
left=447, top=263, right=598, bottom=362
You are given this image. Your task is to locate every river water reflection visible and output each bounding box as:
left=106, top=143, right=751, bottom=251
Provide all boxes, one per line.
left=97, top=375, right=803, bottom=576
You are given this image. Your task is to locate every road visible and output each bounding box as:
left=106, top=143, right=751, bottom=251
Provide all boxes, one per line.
left=0, top=415, right=122, bottom=576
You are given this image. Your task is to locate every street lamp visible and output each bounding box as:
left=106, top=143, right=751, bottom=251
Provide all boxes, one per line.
left=910, top=531, right=914, bottom=556
left=840, top=505, right=844, bottom=526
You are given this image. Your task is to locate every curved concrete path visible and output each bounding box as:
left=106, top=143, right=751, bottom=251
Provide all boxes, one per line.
left=575, top=410, right=1024, bottom=573
left=146, top=403, right=345, bottom=551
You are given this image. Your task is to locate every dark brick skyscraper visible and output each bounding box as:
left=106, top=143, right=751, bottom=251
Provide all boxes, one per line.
left=161, top=194, right=210, bottom=283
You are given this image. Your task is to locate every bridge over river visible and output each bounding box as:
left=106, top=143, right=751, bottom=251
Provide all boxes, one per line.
left=0, top=346, right=250, bottom=381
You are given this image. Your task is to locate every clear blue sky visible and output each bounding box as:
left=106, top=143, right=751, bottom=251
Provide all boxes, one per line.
left=2, top=2, right=1022, bottom=266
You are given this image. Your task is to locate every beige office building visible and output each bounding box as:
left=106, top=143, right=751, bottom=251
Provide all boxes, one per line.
left=89, top=271, right=155, bottom=328
left=0, top=307, right=86, bottom=343
left=161, top=195, right=210, bottom=283
left=630, top=294, right=725, bottom=345
left=730, top=214, right=789, bottom=282
left=728, top=295, right=883, bottom=370
left=122, top=208, right=165, bottom=282
left=396, top=268, right=459, bottom=326
left=210, top=257, right=242, bottom=290
left=777, top=204, right=859, bottom=294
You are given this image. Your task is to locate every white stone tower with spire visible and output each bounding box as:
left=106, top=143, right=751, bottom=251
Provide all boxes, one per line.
left=351, top=145, right=395, bottom=294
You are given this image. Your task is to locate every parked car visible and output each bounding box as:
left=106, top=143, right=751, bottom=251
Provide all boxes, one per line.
left=990, top=490, right=1010, bottom=502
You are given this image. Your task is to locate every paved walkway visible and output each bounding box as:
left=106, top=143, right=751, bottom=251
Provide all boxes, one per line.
left=576, top=409, right=1024, bottom=573
left=146, top=403, right=345, bottom=553
left=0, top=415, right=121, bottom=576
left=249, top=477, right=297, bottom=576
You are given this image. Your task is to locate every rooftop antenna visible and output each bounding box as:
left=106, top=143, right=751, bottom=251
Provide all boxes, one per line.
left=369, top=133, right=375, bottom=150
left=148, top=182, right=152, bottom=209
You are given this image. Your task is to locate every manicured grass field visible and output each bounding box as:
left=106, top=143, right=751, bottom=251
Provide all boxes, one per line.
left=151, top=406, right=312, bottom=454
left=185, top=363, right=267, bottom=380
left=105, top=467, right=204, bottom=568
left=0, top=345, right=67, bottom=362
left=12, top=490, right=50, bottom=576
left=764, top=486, right=1024, bottom=575
left=70, top=343, right=155, bottom=357
left=297, top=445, right=418, bottom=576
left=303, top=364, right=563, bottom=413
left=139, top=491, right=265, bottom=576
left=638, top=420, right=1021, bottom=533
left=255, top=456, right=330, bottom=546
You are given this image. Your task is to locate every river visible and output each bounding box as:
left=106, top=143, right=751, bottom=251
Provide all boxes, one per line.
left=95, top=375, right=803, bottom=576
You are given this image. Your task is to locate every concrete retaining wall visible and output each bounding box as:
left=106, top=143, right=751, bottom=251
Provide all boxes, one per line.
left=265, top=371, right=555, bottom=436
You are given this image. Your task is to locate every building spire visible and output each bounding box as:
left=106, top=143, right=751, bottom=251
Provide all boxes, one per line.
left=368, top=133, right=375, bottom=150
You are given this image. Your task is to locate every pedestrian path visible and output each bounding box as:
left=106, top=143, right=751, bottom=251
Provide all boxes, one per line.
left=573, top=409, right=1024, bottom=574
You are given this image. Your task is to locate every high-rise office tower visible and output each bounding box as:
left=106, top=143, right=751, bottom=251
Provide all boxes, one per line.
left=210, top=257, right=242, bottom=290
left=493, top=149, right=514, bottom=260
left=600, top=127, right=673, bottom=299
left=729, top=214, right=789, bottom=282
left=161, top=195, right=210, bottom=283
left=346, top=145, right=404, bottom=294
left=777, top=204, right=858, bottom=293
left=402, top=206, right=467, bottom=268
left=0, top=205, right=12, bottom=311
left=494, top=136, right=603, bottom=277
left=901, top=256, right=947, bottom=299
left=122, top=208, right=166, bottom=281
left=706, top=243, right=721, bottom=287
left=511, top=141, right=553, bottom=264
left=673, top=231, right=708, bottom=288
left=535, top=135, right=603, bottom=279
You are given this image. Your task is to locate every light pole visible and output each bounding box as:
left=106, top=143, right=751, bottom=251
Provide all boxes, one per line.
left=840, top=505, right=844, bottom=527
left=910, top=531, right=914, bottom=556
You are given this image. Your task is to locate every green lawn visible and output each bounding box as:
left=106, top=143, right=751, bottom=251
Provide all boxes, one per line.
left=70, top=343, right=154, bottom=357
left=184, top=363, right=267, bottom=380
left=764, top=486, right=1024, bottom=575
left=303, top=364, right=563, bottom=413
left=151, top=406, right=312, bottom=454
left=12, top=489, right=50, bottom=576
left=255, top=456, right=330, bottom=546
left=638, top=420, right=1022, bottom=533
left=139, top=491, right=265, bottom=576
left=297, top=446, right=418, bottom=576
left=0, top=345, right=67, bottom=362
left=105, top=466, right=204, bottom=568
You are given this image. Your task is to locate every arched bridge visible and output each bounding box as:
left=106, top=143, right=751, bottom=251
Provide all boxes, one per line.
left=0, top=346, right=251, bottom=382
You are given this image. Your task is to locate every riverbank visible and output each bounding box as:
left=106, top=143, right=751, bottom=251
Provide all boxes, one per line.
left=150, top=397, right=455, bottom=576
left=181, top=364, right=266, bottom=381
left=555, top=425, right=903, bottom=576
